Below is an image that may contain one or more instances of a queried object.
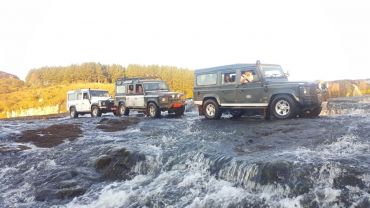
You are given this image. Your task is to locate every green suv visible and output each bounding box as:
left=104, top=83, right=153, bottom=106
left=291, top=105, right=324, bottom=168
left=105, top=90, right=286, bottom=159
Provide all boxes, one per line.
left=114, top=77, right=186, bottom=118
left=193, top=61, right=326, bottom=120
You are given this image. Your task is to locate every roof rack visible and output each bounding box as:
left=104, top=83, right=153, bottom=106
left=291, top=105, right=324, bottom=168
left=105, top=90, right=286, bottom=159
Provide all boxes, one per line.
left=116, top=76, right=161, bottom=82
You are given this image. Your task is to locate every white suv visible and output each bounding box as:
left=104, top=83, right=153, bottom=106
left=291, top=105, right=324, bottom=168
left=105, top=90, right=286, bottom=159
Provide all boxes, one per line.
left=67, top=89, right=116, bottom=118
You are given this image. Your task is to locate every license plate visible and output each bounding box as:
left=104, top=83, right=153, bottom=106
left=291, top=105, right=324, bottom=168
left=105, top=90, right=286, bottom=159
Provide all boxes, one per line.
left=172, top=103, right=183, bottom=108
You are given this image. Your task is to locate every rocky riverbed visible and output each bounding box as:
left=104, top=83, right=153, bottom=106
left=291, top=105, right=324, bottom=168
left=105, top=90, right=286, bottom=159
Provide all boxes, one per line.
left=1, top=97, right=370, bottom=208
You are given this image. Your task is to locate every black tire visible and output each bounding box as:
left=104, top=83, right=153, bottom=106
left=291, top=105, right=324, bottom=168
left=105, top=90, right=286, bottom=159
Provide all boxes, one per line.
left=300, top=107, right=322, bottom=118
left=203, top=99, right=221, bottom=119
left=117, top=103, right=129, bottom=116
left=147, top=102, right=161, bottom=118
left=230, top=110, right=243, bottom=118
left=270, top=95, right=297, bottom=119
left=69, top=107, right=78, bottom=118
left=91, top=106, right=102, bottom=117
left=174, top=106, right=185, bottom=116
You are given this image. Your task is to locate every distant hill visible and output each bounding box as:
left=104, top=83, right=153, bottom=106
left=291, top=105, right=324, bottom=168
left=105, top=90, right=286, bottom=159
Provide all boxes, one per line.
left=0, top=71, right=25, bottom=94
left=0, top=71, right=20, bottom=79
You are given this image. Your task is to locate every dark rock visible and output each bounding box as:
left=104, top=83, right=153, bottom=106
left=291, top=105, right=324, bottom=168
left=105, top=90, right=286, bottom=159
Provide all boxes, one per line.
left=35, top=186, right=86, bottom=202
left=16, top=124, right=82, bottom=148
left=0, top=144, right=30, bottom=154
left=33, top=169, right=97, bottom=202
left=333, top=172, right=365, bottom=189
left=97, top=117, right=140, bottom=132
left=95, top=148, right=145, bottom=180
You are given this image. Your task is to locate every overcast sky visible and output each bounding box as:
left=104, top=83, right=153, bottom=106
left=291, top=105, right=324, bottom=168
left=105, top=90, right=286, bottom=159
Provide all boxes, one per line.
left=1, top=0, right=370, bottom=81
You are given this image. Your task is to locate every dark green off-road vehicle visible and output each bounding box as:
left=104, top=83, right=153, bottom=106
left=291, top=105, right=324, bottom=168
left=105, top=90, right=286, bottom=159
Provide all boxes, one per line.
left=114, top=77, right=186, bottom=118
left=193, top=61, right=327, bottom=120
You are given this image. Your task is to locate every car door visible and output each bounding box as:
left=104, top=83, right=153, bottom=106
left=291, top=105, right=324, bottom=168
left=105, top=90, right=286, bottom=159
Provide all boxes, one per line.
left=218, top=70, right=237, bottom=105
left=133, top=84, right=145, bottom=108
left=126, top=84, right=135, bottom=107
left=80, top=92, right=91, bottom=112
left=235, top=68, right=268, bottom=107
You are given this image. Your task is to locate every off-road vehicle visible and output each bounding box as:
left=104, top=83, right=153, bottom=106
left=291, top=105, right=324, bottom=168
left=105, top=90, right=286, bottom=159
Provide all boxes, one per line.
left=193, top=61, right=327, bottom=120
left=114, top=77, right=186, bottom=118
left=67, top=89, right=115, bottom=118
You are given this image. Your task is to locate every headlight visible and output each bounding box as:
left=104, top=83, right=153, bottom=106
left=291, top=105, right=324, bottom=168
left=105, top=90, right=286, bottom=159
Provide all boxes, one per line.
left=176, top=94, right=184, bottom=99
left=160, top=97, right=168, bottom=103
left=300, top=86, right=309, bottom=95
left=101, top=101, right=106, bottom=106
left=303, top=88, right=307, bottom=95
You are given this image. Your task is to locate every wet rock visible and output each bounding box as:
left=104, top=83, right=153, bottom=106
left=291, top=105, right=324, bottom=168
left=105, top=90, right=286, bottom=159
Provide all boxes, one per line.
left=95, top=147, right=145, bottom=180
left=33, top=169, right=98, bottom=202
left=0, top=144, right=30, bottom=154
left=333, top=172, right=365, bottom=189
left=35, top=186, right=86, bottom=202
left=97, top=117, right=140, bottom=132
left=16, top=124, right=82, bottom=148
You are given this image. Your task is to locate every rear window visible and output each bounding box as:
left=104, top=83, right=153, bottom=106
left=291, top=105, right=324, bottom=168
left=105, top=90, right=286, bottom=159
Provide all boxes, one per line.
left=196, top=73, right=217, bottom=86
left=68, top=93, right=77, bottom=101
left=116, top=85, right=126, bottom=94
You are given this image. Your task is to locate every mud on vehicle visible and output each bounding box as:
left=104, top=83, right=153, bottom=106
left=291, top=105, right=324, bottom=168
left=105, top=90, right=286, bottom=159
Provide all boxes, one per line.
left=193, top=61, right=327, bottom=120
left=114, top=77, right=186, bottom=118
left=67, top=89, right=116, bottom=118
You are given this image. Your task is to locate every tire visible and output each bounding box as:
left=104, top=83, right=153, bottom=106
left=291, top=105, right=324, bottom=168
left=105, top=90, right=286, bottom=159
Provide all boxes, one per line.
left=147, top=102, right=161, bottom=118
left=91, top=106, right=102, bottom=117
left=300, top=107, right=322, bottom=118
left=270, top=95, right=297, bottom=119
left=203, top=99, right=221, bottom=119
left=69, top=107, right=78, bottom=118
left=117, top=103, right=129, bottom=116
left=174, top=106, right=185, bottom=116
left=230, top=110, right=243, bottom=118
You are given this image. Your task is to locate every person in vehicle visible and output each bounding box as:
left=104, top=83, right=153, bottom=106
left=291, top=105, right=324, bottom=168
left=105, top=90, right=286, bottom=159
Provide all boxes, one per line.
left=128, top=85, right=134, bottom=94
left=224, top=74, right=231, bottom=83
left=136, top=84, right=143, bottom=94
left=240, top=71, right=254, bottom=83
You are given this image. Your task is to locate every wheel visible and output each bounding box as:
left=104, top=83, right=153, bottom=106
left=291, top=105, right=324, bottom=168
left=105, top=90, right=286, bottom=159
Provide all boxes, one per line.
left=270, top=95, right=297, bottom=119
left=147, top=102, right=161, bottom=118
left=91, top=106, right=102, bottom=117
left=203, top=99, right=221, bottom=119
left=230, top=110, right=243, bottom=118
left=174, top=106, right=185, bottom=116
left=300, top=107, right=322, bottom=118
left=117, top=103, right=129, bottom=116
left=69, top=107, right=78, bottom=118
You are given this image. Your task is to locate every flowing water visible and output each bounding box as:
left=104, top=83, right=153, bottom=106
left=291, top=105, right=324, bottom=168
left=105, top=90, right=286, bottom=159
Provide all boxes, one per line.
left=1, top=97, right=370, bottom=208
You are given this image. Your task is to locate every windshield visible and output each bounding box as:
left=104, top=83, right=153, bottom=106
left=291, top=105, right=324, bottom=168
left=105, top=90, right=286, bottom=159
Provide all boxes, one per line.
left=143, top=82, right=169, bottom=91
left=90, top=90, right=109, bottom=97
left=261, top=66, right=285, bottom=78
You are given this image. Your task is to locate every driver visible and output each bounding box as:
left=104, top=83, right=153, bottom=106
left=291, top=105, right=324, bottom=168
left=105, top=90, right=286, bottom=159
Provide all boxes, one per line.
left=240, top=71, right=254, bottom=84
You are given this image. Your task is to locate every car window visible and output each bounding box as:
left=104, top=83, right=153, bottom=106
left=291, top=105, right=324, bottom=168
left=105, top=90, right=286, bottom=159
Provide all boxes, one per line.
left=136, top=84, right=143, bottom=94
left=128, top=85, right=134, bottom=94
left=222, top=72, right=236, bottom=84
left=77, top=93, right=82, bottom=100
left=197, top=73, right=217, bottom=86
left=240, top=69, right=259, bottom=84
left=83, top=93, right=89, bottom=99
left=116, top=85, right=126, bottom=94
left=68, top=93, right=77, bottom=101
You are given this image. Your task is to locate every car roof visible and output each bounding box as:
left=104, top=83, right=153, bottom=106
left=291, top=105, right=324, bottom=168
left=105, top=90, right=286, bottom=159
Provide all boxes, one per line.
left=194, top=63, right=281, bottom=74
left=67, top=89, right=108, bottom=93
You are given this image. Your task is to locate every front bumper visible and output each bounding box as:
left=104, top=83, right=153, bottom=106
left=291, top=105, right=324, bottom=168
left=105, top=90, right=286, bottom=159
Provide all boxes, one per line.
left=159, top=100, right=185, bottom=110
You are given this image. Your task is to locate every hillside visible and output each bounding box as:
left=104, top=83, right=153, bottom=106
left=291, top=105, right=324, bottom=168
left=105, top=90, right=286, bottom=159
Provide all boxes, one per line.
left=0, top=71, right=25, bottom=94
